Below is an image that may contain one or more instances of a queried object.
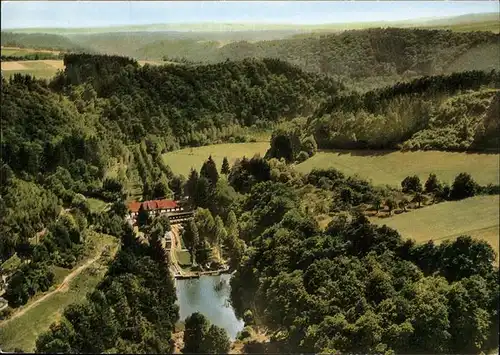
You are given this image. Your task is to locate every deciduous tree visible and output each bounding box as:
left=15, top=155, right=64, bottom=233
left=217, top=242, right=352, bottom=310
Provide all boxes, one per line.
left=450, top=173, right=477, bottom=200
left=182, top=312, right=210, bottom=354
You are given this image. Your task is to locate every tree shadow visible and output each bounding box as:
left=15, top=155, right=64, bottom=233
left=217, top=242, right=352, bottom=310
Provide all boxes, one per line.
left=243, top=339, right=286, bottom=354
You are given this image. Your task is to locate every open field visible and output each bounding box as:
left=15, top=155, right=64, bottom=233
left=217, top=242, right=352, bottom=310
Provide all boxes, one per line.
left=1, top=46, right=61, bottom=56
left=1, top=254, right=21, bottom=274
left=163, top=142, right=269, bottom=177
left=176, top=250, right=192, bottom=266
left=1, top=60, right=62, bottom=79
left=296, top=150, right=500, bottom=187
left=137, top=60, right=165, bottom=66
left=370, top=195, right=500, bottom=259
left=1, top=58, right=160, bottom=80
left=87, top=197, right=109, bottom=213
left=0, top=233, right=119, bottom=352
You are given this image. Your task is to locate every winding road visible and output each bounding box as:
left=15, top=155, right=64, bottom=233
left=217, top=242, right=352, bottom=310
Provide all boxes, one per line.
left=0, top=254, right=101, bottom=327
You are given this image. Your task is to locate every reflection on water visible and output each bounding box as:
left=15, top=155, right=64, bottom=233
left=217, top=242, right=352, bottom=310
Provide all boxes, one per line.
left=175, top=274, right=244, bottom=340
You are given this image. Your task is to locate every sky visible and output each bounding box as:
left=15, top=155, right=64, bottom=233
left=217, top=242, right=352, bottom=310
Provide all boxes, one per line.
left=1, top=1, right=498, bottom=29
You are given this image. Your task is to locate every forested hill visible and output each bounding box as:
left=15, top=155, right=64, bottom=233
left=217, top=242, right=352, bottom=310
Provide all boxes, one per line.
left=49, top=54, right=343, bottom=145
left=0, top=52, right=344, bottom=259
left=267, top=70, right=499, bottom=158
left=0, top=32, right=88, bottom=52
left=3, top=28, right=498, bottom=91
left=309, top=70, right=500, bottom=151
left=133, top=28, right=500, bottom=89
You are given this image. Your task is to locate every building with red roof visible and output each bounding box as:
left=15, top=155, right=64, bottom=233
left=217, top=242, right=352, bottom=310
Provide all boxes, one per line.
left=127, top=199, right=182, bottom=219
left=128, top=201, right=142, bottom=218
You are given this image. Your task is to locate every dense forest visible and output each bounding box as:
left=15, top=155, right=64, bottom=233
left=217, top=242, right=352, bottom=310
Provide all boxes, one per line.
left=49, top=54, right=343, bottom=146
left=230, top=193, right=499, bottom=354
left=3, top=28, right=499, bottom=90
left=35, top=217, right=179, bottom=353
left=1, top=55, right=497, bottom=263
left=76, top=28, right=500, bottom=89
left=304, top=70, right=500, bottom=151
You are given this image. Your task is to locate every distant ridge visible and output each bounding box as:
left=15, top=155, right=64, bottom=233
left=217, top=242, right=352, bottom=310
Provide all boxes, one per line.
left=2, top=12, right=498, bottom=34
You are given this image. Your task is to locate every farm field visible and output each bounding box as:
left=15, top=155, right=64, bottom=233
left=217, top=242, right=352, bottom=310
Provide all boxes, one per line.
left=0, top=233, right=118, bottom=352
left=1, top=46, right=61, bottom=56
left=422, top=19, right=500, bottom=33
left=1, top=59, right=63, bottom=79
left=295, top=150, right=500, bottom=187
left=370, top=195, right=500, bottom=259
left=163, top=142, right=269, bottom=177
left=1, top=58, right=161, bottom=80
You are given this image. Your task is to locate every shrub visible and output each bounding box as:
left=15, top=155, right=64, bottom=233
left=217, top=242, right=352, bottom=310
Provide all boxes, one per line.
left=243, top=309, right=255, bottom=326
left=450, top=173, right=478, bottom=200
left=296, top=151, right=310, bottom=163
left=237, top=326, right=254, bottom=340
left=401, top=175, right=423, bottom=193
left=424, top=173, right=441, bottom=193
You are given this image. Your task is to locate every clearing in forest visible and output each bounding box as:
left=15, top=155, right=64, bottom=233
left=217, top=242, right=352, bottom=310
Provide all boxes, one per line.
left=295, top=150, right=499, bottom=187
left=370, top=195, right=500, bottom=259
left=0, top=233, right=119, bottom=353
left=1, top=47, right=61, bottom=56
left=163, top=142, right=269, bottom=177
left=1, top=60, right=61, bottom=79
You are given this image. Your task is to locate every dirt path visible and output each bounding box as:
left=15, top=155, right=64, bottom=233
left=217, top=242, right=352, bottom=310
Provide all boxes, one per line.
left=169, top=225, right=184, bottom=276
left=1, top=254, right=101, bottom=326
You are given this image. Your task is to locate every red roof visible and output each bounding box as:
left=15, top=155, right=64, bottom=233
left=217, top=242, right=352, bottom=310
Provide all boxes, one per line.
left=156, top=199, right=178, bottom=209
left=142, top=199, right=178, bottom=211
left=128, top=201, right=141, bottom=213
left=143, top=200, right=157, bottom=211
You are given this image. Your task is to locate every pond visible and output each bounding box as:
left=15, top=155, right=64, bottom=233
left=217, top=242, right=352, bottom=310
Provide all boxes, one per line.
left=175, top=273, right=244, bottom=340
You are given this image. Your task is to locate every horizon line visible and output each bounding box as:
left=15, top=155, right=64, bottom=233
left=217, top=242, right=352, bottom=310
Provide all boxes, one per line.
left=2, top=11, right=496, bottom=31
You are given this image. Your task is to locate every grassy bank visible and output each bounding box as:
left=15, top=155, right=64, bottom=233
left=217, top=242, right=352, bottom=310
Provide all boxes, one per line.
left=0, top=233, right=119, bottom=352
left=370, top=195, right=499, bottom=259
left=296, top=150, right=499, bottom=187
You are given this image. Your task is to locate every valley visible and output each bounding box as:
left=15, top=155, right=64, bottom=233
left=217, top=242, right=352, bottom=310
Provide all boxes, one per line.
left=1, top=2, right=499, bottom=354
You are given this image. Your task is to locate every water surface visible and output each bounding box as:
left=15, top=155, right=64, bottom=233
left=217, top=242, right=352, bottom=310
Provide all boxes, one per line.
left=175, top=274, right=244, bottom=340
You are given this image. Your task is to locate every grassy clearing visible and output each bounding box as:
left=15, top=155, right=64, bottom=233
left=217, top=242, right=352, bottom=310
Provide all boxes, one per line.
left=87, top=197, right=108, bottom=213
left=163, top=142, right=269, bottom=177
left=296, top=150, right=499, bottom=187
left=1, top=47, right=61, bottom=56
left=370, top=195, right=499, bottom=258
left=137, top=60, right=163, bottom=66
left=50, top=266, right=72, bottom=285
left=1, top=60, right=64, bottom=79
left=176, top=250, right=192, bottom=266
left=0, top=58, right=154, bottom=81
left=0, top=232, right=118, bottom=352
left=0, top=267, right=105, bottom=352
left=1, top=254, right=21, bottom=274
